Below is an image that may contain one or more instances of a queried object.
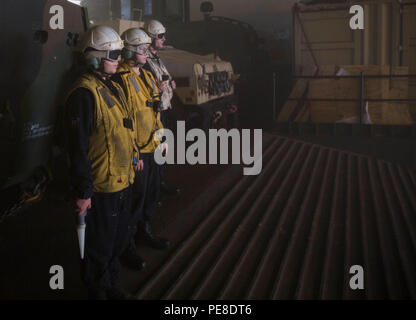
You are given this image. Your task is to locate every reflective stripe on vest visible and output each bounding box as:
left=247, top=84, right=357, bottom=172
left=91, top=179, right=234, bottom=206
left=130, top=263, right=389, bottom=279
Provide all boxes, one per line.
left=148, top=76, right=156, bottom=93
left=129, top=76, right=140, bottom=93
left=99, top=87, right=115, bottom=108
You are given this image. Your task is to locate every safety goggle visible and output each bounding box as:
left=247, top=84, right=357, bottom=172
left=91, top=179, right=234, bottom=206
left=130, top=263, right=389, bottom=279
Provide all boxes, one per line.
left=134, top=44, right=150, bottom=55
left=105, top=50, right=122, bottom=61
left=156, top=33, right=166, bottom=40
left=126, top=44, right=149, bottom=56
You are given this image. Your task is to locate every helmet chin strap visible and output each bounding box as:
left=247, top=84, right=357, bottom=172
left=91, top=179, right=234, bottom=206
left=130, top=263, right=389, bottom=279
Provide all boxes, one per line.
left=134, top=58, right=145, bottom=67
left=96, top=60, right=113, bottom=78
left=150, top=41, right=159, bottom=53
left=126, top=57, right=144, bottom=68
left=128, top=51, right=146, bottom=67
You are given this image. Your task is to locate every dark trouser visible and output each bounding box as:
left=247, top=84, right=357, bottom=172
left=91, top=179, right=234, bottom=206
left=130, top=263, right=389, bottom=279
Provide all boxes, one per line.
left=160, top=109, right=169, bottom=129
left=131, top=152, right=161, bottom=233
left=159, top=110, right=169, bottom=182
left=81, top=185, right=133, bottom=292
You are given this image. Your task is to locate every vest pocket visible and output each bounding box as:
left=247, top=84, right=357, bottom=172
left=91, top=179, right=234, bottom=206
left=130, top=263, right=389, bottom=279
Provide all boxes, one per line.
left=108, top=131, right=132, bottom=177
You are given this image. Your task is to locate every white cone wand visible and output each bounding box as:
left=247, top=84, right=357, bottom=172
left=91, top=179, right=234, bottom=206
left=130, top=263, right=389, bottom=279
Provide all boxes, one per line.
left=77, top=211, right=87, bottom=259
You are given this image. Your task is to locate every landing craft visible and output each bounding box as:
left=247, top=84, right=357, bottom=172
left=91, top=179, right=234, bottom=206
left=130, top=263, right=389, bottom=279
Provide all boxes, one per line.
left=0, top=0, right=87, bottom=220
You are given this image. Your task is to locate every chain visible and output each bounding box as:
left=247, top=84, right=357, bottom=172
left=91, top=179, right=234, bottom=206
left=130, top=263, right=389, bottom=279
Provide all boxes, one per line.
left=0, top=193, right=27, bottom=224
left=0, top=174, right=47, bottom=224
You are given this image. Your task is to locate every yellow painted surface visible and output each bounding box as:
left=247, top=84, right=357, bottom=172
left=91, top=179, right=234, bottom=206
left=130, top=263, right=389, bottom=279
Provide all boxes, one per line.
left=403, top=3, right=416, bottom=120
left=288, top=1, right=416, bottom=125
left=308, top=65, right=413, bottom=125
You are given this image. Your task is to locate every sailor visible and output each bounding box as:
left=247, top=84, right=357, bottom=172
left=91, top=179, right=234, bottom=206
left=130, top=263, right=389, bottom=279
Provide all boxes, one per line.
left=113, top=28, right=170, bottom=271
left=143, top=20, right=180, bottom=198
left=65, top=25, right=137, bottom=300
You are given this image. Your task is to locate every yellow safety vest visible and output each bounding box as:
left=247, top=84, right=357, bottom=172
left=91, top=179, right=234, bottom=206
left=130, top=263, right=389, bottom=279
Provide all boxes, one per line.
left=67, top=72, right=137, bottom=193
left=117, top=63, right=163, bottom=154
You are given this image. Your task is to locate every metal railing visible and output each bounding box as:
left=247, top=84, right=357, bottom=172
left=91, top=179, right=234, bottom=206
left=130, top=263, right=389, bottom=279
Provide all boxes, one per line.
left=287, top=73, right=416, bottom=124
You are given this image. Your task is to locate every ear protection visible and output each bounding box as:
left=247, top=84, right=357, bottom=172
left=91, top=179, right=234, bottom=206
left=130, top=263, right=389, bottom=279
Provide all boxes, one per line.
left=85, top=57, right=100, bottom=70
left=122, top=48, right=134, bottom=60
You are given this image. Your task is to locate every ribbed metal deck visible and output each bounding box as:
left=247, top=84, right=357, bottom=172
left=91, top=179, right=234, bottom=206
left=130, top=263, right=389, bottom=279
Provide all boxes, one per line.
left=133, top=135, right=416, bottom=300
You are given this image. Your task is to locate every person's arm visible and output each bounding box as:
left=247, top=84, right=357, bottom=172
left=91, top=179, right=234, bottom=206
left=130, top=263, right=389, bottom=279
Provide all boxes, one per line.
left=66, top=88, right=95, bottom=213
left=155, top=110, right=163, bottom=131
left=144, top=60, right=166, bottom=92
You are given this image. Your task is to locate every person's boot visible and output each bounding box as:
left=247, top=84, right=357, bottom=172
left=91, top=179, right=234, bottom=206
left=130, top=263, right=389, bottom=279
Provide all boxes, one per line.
left=160, top=181, right=180, bottom=196
left=120, top=238, right=146, bottom=270
left=137, top=220, right=170, bottom=250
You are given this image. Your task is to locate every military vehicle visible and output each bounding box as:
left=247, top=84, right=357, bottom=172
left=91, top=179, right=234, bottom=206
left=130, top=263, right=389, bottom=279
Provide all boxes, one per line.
left=0, top=0, right=87, bottom=221
left=146, top=0, right=272, bottom=128
left=157, top=46, right=237, bottom=132
left=83, top=0, right=241, bottom=132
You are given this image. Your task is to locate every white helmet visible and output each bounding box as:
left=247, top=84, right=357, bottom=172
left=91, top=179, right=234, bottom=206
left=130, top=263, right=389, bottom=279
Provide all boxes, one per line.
left=81, top=25, right=124, bottom=68
left=82, top=25, right=124, bottom=52
left=145, top=20, right=166, bottom=39
left=122, top=28, right=151, bottom=54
